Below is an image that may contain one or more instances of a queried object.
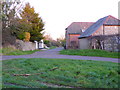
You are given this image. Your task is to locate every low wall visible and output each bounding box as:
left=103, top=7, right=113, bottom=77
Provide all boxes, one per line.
left=15, top=39, right=36, bottom=51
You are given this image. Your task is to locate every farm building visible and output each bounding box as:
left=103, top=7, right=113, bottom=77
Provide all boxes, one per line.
left=65, top=15, right=120, bottom=51
left=65, top=22, right=94, bottom=49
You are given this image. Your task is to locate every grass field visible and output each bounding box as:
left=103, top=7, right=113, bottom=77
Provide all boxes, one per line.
left=1, top=46, right=57, bottom=56
left=0, top=47, right=41, bottom=55
left=60, top=49, right=119, bottom=58
left=2, top=58, right=119, bottom=88
left=49, top=46, right=57, bottom=49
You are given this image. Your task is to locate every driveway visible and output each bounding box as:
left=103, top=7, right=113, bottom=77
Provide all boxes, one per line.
left=1, top=47, right=119, bottom=63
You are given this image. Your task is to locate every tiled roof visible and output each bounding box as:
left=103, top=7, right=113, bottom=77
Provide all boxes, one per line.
left=104, top=15, right=120, bottom=25
left=66, top=22, right=94, bottom=34
left=78, top=15, right=120, bottom=39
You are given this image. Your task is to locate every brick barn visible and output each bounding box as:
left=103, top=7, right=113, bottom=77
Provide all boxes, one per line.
left=65, top=22, right=94, bottom=49
left=78, top=15, right=120, bottom=51
left=65, top=15, right=120, bottom=51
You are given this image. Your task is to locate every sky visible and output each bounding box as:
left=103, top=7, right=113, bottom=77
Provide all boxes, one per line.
left=22, top=0, right=119, bottom=40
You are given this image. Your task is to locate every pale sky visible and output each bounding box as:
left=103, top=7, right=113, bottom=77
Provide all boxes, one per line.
left=22, top=0, right=119, bottom=40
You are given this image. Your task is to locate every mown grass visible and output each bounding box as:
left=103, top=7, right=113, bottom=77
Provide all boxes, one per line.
left=49, top=46, right=57, bottom=49
left=0, top=49, right=2, bottom=53
left=0, top=61, right=2, bottom=90
left=0, top=47, right=40, bottom=55
left=1, top=46, right=57, bottom=56
left=60, top=49, right=119, bottom=58
left=2, top=58, right=119, bottom=88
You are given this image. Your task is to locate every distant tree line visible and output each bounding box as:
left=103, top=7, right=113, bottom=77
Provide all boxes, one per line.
left=44, top=34, right=65, bottom=47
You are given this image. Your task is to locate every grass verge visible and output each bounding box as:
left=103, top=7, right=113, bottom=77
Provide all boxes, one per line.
left=49, top=46, right=57, bottom=49
left=0, top=47, right=40, bottom=55
left=2, top=58, right=119, bottom=88
left=60, top=49, right=119, bottom=58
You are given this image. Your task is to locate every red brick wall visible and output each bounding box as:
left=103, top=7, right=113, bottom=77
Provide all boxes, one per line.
left=66, top=34, right=80, bottom=49
left=69, top=34, right=80, bottom=41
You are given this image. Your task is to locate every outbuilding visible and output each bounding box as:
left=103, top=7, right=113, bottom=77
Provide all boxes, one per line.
left=78, top=15, right=120, bottom=51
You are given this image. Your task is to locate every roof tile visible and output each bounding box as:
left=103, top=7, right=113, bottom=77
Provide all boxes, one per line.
left=78, top=15, right=120, bottom=38
left=66, top=22, right=94, bottom=34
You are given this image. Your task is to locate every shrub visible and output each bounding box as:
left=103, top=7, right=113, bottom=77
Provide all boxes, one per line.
left=17, top=32, right=25, bottom=40
left=24, top=32, right=30, bottom=41
left=44, top=40, right=50, bottom=47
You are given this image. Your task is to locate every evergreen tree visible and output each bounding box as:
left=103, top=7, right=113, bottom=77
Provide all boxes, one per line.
left=18, top=3, right=44, bottom=42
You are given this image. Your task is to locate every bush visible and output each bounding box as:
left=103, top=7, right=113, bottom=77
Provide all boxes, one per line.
left=24, top=32, right=30, bottom=41
left=17, top=32, right=25, bottom=40
left=44, top=40, right=50, bottom=47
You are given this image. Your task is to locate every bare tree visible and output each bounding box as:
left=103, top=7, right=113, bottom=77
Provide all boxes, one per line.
left=1, top=0, right=21, bottom=47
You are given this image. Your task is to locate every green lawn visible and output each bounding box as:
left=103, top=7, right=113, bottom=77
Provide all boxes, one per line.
left=60, top=49, right=119, bottom=58
left=2, top=58, right=119, bottom=88
left=0, top=47, right=40, bottom=55
left=49, top=46, right=57, bottom=49
left=1, top=46, right=57, bottom=56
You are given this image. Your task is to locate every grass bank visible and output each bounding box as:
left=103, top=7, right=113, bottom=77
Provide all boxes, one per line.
left=2, top=58, right=119, bottom=88
left=1, top=46, right=57, bottom=56
left=0, top=47, right=40, bottom=55
left=49, top=46, right=57, bottom=49
left=60, top=49, right=119, bottom=58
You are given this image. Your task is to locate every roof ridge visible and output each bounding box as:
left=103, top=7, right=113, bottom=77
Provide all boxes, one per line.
left=102, top=15, right=109, bottom=24
left=67, top=22, right=94, bottom=28
left=108, top=15, right=120, bottom=20
left=78, top=15, right=120, bottom=39
left=103, top=15, right=120, bottom=24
